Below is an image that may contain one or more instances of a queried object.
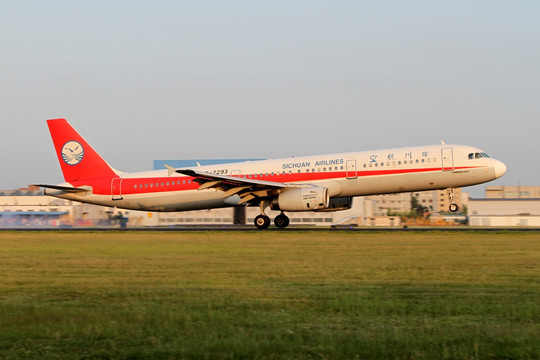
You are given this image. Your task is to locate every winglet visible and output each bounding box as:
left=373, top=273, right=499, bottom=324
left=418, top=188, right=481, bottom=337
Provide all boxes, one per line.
left=164, top=164, right=176, bottom=177
left=441, top=140, right=446, bottom=145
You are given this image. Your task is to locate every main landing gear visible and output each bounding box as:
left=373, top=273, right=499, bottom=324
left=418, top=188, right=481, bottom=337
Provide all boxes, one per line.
left=274, top=213, right=290, bottom=228
left=254, top=202, right=290, bottom=229
left=254, top=213, right=290, bottom=229
left=254, top=214, right=271, bottom=229
left=447, top=188, right=459, bottom=212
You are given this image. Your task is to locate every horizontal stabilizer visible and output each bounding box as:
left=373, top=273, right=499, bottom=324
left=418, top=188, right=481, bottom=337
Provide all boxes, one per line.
left=33, top=184, right=91, bottom=194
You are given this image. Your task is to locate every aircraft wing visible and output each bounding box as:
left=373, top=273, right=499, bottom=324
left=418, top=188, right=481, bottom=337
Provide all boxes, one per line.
left=174, top=168, right=287, bottom=204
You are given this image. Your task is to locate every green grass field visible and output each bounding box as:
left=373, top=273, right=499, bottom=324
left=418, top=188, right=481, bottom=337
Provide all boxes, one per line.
left=0, top=231, right=538, bottom=359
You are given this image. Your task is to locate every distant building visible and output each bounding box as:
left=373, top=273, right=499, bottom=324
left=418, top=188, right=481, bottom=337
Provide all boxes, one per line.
left=368, top=193, right=412, bottom=216
left=485, top=185, right=540, bottom=199
left=0, top=195, right=72, bottom=227
left=467, top=185, right=540, bottom=226
left=468, top=198, right=540, bottom=227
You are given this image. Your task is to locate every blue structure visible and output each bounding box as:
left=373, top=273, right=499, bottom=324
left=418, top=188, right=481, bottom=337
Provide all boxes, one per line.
left=153, top=159, right=262, bottom=170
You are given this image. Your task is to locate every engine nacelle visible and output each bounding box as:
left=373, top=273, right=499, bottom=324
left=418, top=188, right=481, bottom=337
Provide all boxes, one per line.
left=271, top=187, right=329, bottom=211
left=314, top=197, right=353, bottom=212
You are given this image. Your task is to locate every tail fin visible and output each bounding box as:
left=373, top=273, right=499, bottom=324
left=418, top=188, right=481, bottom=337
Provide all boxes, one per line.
left=47, top=119, right=118, bottom=182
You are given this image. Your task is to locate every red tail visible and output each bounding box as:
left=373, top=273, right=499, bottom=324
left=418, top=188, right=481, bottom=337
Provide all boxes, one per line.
left=47, top=119, right=117, bottom=182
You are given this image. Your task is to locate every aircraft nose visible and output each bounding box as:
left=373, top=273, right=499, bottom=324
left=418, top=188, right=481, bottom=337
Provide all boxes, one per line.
left=494, top=160, right=507, bottom=178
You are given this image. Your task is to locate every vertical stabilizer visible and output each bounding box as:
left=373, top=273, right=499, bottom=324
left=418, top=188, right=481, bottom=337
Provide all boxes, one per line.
left=47, top=119, right=117, bottom=182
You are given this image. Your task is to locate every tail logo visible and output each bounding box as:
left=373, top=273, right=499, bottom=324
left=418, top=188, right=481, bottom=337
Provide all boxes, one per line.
left=61, top=141, right=85, bottom=165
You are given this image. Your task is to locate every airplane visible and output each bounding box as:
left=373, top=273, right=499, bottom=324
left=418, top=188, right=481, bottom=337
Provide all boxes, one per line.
left=36, top=118, right=507, bottom=229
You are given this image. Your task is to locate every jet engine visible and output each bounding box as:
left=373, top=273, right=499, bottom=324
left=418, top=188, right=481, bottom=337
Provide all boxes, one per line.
left=270, top=187, right=329, bottom=211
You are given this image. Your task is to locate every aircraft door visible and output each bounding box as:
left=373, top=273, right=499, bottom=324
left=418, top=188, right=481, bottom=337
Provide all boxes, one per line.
left=441, top=148, right=454, bottom=171
left=111, top=177, right=123, bottom=200
left=346, top=160, right=357, bottom=179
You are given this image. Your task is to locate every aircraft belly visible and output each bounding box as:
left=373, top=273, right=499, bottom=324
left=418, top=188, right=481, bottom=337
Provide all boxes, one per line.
left=121, top=190, right=233, bottom=212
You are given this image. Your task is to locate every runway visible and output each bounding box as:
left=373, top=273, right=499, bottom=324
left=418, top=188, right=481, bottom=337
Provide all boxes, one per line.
left=2, top=226, right=540, bottom=232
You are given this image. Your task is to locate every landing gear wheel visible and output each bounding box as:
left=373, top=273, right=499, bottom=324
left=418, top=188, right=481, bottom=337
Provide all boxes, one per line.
left=449, top=203, right=459, bottom=212
left=254, top=215, right=271, bottom=229
left=274, top=213, right=290, bottom=228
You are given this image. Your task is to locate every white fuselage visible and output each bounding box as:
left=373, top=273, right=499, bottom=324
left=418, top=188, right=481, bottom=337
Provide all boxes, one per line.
left=46, top=144, right=506, bottom=212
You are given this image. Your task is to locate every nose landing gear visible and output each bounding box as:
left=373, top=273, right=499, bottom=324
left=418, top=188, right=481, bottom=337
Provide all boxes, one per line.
left=447, top=188, right=459, bottom=212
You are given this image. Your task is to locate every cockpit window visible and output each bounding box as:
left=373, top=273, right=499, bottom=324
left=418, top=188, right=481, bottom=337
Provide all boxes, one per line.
left=468, top=152, right=491, bottom=159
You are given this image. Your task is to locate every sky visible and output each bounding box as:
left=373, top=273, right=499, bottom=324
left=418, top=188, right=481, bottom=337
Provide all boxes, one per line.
left=1, top=1, right=539, bottom=197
